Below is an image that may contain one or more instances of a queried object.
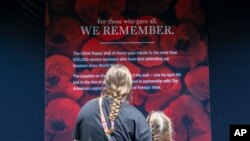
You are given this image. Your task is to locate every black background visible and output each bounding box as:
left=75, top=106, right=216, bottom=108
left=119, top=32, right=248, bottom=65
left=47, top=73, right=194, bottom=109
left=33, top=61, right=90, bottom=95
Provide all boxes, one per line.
left=1, top=0, right=250, bottom=141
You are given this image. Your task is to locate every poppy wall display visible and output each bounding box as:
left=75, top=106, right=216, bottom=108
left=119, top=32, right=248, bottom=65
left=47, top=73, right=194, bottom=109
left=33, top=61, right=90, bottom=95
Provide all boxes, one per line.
left=45, top=0, right=210, bottom=140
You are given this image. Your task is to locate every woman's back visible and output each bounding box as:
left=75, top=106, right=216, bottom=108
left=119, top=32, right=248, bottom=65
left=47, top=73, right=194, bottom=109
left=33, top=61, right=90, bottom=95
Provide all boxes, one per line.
left=73, top=96, right=152, bottom=141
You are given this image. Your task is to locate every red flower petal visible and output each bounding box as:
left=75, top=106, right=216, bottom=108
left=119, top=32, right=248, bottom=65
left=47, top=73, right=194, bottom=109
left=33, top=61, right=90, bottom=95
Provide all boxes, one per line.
left=75, top=0, right=125, bottom=25
left=132, top=92, right=147, bottom=106
left=185, top=66, right=209, bottom=100
left=65, top=83, right=83, bottom=100
left=46, top=55, right=74, bottom=93
left=175, top=0, right=205, bottom=26
left=46, top=18, right=87, bottom=44
left=164, top=95, right=211, bottom=141
left=46, top=82, right=83, bottom=105
left=119, top=61, right=141, bottom=79
left=192, top=133, right=211, bottom=141
left=45, top=98, right=80, bottom=133
left=160, top=23, right=207, bottom=68
left=45, top=129, right=74, bottom=141
left=46, top=17, right=89, bottom=58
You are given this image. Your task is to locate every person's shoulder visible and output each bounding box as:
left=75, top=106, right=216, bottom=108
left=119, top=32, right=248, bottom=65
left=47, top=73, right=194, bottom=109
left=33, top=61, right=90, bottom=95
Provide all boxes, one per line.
left=76, top=98, right=99, bottom=121
left=84, top=98, right=98, bottom=108
left=123, top=103, right=145, bottom=119
left=121, top=104, right=150, bottom=130
left=125, top=104, right=139, bottom=112
left=79, top=98, right=98, bottom=114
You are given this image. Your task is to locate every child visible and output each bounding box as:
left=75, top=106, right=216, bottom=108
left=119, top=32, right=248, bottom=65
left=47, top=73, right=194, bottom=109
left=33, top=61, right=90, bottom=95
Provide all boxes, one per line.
left=147, top=111, right=173, bottom=141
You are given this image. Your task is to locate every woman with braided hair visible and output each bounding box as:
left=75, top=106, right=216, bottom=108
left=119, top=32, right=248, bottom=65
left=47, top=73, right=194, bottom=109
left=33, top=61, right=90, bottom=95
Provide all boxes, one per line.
left=147, top=111, right=174, bottom=141
left=73, top=64, right=152, bottom=141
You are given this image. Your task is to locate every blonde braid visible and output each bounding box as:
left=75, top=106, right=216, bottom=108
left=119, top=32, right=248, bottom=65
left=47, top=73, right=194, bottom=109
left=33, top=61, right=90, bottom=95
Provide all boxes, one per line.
left=109, top=90, right=123, bottom=121
left=102, top=64, right=133, bottom=134
left=161, top=133, right=172, bottom=141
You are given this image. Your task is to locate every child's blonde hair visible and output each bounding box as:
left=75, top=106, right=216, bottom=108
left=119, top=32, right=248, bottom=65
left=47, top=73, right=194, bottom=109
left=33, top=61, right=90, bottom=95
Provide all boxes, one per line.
left=147, top=111, right=173, bottom=141
left=102, top=64, right=133, bottom=131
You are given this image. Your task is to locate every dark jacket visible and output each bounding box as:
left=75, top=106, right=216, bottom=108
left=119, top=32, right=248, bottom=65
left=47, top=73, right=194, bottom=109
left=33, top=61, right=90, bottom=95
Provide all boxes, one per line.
left=73, top=96, right=152, bottom=141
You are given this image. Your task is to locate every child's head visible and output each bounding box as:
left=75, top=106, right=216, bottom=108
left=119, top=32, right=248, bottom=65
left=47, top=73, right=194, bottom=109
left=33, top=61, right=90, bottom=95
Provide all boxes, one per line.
left=147, top=111, right=173, bottom=141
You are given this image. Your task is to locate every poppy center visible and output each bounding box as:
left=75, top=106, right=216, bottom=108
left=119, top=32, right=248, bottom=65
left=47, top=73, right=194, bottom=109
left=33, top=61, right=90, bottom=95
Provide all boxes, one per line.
left=181, top=114, right=194, bottom=130
left=48, top=76, right=60, bottom=86
left=175, top=39, right=190, bottom=52
left=138, top=36, right=151, bottom=46
left=51, top=119, right=67, bottom=131
left=52, top=34, right=66, bottom=44
left=98, top=10, right=111, bottom=20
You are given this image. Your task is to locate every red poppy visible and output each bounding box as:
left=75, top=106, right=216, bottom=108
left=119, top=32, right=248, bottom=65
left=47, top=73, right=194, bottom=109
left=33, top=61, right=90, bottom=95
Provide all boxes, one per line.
left=75, top=0, right=125, bottom=25
left=126, top=0, right=171, bottom=16
left=164, top=95, right=211, bottom=141
left=46, top=55, right=74, bottom=93
left=160, top=23, right=207, bottom=68
left=46, top=17, right=87, bottom=44
left=46, top=17, right=88, bottom=58
left=132, top=66, right=181, bottom=112
left=175, top=0, right=205, bottom=26
left=185, top=66, right=209, bottom=100
left=45, top=98, right=80, bottom=133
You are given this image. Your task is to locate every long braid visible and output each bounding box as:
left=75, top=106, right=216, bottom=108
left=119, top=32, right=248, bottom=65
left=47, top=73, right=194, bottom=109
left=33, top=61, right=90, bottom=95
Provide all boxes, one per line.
left=109, top=91, right=122, bottom=120
left=102, top=64, right=133, bottom=134
left=161, top=133, right=172, bottom=141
